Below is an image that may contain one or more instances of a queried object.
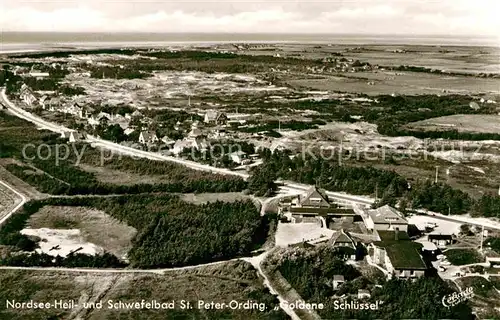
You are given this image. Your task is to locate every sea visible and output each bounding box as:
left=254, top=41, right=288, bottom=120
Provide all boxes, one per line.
left=1, top=32, right=499, bottom=54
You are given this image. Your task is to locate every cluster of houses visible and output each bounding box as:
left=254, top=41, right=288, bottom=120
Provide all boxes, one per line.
left=19, top=84, right=256, bottom=163
left=279, top=186, right=461, bottom=281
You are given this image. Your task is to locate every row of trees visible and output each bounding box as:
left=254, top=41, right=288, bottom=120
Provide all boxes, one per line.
left=388, top=65, right=500, bottom=78
left=0, top=252, right=125, bottom=268
left=249, top=150, right=498, bottom=217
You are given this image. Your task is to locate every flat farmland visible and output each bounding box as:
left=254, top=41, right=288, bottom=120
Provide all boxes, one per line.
left=285, top=71, right=500, bottom=95
left=407, top=114, right=500, bottom=134
left=243, top=43, right=500, bottom=74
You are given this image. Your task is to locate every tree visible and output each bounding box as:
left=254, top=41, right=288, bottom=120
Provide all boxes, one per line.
left=248, top=165, right=277, bottom=196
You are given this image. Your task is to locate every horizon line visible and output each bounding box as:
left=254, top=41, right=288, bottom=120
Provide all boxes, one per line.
left=2, top=31, right=498, bottom=38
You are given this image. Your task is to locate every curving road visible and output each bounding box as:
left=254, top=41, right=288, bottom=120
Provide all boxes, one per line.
left=0, top=87, right=374, bottom=206
left=0, top=180, right=27, bottom=226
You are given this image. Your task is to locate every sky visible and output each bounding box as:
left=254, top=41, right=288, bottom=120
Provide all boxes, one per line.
left=1, top=0, right=499, bottom=36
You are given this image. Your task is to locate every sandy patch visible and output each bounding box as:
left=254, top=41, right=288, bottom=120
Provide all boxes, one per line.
left=21, top=228, right=103, bottom=257
left=28, top=206, right=137, bottom=260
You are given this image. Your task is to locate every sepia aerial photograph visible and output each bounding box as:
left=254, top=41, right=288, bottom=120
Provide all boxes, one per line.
left=0, top=0, right=499, bottom=319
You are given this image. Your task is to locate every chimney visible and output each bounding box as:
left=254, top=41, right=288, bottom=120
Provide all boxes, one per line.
left=395, top=228, right=399, bottom=241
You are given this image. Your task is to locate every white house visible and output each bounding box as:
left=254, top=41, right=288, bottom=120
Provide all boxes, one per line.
left=20, top=84, right=37, bottom=106
left=358, top=289, right=371, bottom=299
left=332, top=275, right=345, bottom=290
left=87, top=116, right=100, bottom=127
left=204, top=110, right=228, bottom=125
left=124, top=128, right=136, bottom=136
left=68, top=131, right=85, bottom=143
left=97, top=112, right=113, bottom=121
left=188, top=127, right=203, bottom=138
left=230, top=151, right=247, bottom=164
left=131, top=110, right=143, bottom=118
left=138, top=131, right=159, bottom=144
left=38, top=95, right=48, bottom=109
left=362, top=205, right=408, bottom=232
left=172, top=139, right=193, bottom=155
left=78, top=106, right=95, bottom=119
left=161, top=136, right=176, bottom=146
left=29, top=70, right=50, bottom=78
left=62, top=131, right=84, bottom=143
left=172, top=138, right=208, bottom=156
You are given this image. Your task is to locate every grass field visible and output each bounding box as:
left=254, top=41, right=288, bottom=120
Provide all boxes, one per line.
left=26, top=206, right=136, bottom=260
left=78, top=163, right=166, bottom=186
left=408, top=114, right=500, bottom=134
left=0, top=260, right=287, bottom=320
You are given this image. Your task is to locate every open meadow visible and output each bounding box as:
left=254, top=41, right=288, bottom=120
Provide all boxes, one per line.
left=408, top=114, right=500, bottom=134
left=0, top=260, right=287, bottom=320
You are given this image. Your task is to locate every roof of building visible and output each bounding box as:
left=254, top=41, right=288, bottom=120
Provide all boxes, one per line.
left=328, top=229, right=356, bottom=247
left=374, top=230, right=427, bottom=270
left=205, top=110, right=227, bottom=122
left=174, top=139, right=193, bottom=150
left=299, top=186, right=331, bottom=208
left=161, top=136, right=175, bottom=144
left=368, top=205, right=408, bottom=225
left=333, top=275, right=345, bottom=281
left=69, top=131, right=85, bottom=140
left=140, top=131, right=156, bottom=141
left=289, top=207, right=354, bottom=215
left=230, top=150, right=247, bottom=156
left=290, top=241, right=315, bottom=249
left=205, top=110, right=218, bottom=120
left=428, top=234, right=453, bottom=240
left=188, top=128, right=202, bottom=137
left=420, top=241, right=438, bottom=251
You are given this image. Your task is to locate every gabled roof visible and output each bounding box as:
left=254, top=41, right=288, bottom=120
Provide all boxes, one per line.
left=299, top=186, right=330, bottom=208
left=368, top=205, right=408, bottom=225
left=139, top=131, right=157, bottom=141
left=230, top=150, right=247, bottom=156
left=204, top=110, right=218, bottom=120
left=205, top=110, right=226, bottom=121
left=188, top=128, right=202, bottom=137
left=328, top=229, right=356, bottom=247
left=131, top=110, right=143, bottom=117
